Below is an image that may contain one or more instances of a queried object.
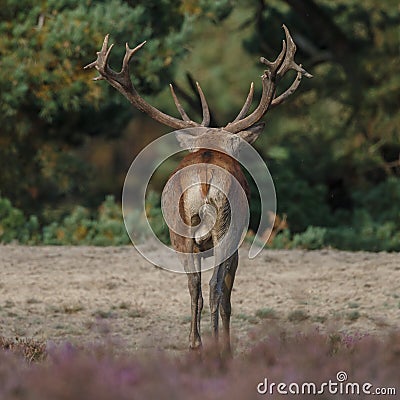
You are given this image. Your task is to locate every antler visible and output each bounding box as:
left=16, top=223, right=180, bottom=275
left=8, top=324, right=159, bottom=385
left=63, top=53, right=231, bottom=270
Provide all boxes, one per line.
left=85, top=27, right=310, bottom=134
left=84, top=35, right=209, bottom=129
left=225, top=25, right=312, bottom=133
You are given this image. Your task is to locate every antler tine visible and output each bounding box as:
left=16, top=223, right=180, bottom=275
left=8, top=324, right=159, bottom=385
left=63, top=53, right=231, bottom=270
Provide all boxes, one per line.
left=224, top=25, right=311, bottom=134
left=122, top=41, right=146, bottom=73
left=224, top=43, right=286, bottom=133
left=84, top=34, right=115, bottom=79
left=224, top=38, right=287, bottom=133
left=232, top=82, right=254, bottom=122
left=85, top=35, right=201, bottom=130
left=101, top=34, right=113, bottom=63
left=278, top=25, right=312, bottom=78
left=260, top=39, right=287, bottom=75
left=195, top=82, right=210, bottom=127
left=269, top=71, right=302, bottom=109
left=169, top=84, right=191, bottom=122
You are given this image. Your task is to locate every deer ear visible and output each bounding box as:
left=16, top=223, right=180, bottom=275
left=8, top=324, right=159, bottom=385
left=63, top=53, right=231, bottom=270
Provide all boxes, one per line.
left=237, top=122, right=265, bottom=144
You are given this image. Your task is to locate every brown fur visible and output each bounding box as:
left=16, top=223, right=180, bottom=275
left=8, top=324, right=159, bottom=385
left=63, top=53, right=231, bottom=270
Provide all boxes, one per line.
left=168, top=149, right=249, bottom=355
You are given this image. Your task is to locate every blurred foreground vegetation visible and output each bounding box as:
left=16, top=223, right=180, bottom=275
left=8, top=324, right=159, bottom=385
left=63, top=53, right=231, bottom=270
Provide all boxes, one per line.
left=0, top=0, right=399, bottom=251
left=0, top=330, right=399, bottom=399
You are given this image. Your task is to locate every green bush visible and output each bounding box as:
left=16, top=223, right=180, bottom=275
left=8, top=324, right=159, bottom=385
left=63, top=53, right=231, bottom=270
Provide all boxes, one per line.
left=42, top=206, right=93, bottom=245
left=292, top=226, right=327, bottom=250
left=1, top=184, right=400, bottom=251
left=146, top=191, right=170, bottom=245
left=265, top=229, right=292, bottom=250
left=0, top=195, right=131, bottom=246
left=92, top=196, right=131, bottom=246
left=267, top=177, right=400, bottom=251
left=0, top=197, right=26, bottom=243
left=268, top=220, right=400, bottom=252
left=0, top=197, right=41, bottom=244
left=325, top=222, right=400, bottom=252
left=42, top=196, right=130, bottom=245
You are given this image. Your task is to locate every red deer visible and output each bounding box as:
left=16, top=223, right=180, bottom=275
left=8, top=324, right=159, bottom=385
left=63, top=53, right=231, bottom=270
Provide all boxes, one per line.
left=85, top=25, right=311, bottom=355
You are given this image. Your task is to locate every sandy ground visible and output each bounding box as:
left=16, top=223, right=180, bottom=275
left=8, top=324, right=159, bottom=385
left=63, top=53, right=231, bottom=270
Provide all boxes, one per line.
left=0, top=245, right=399, bottom=354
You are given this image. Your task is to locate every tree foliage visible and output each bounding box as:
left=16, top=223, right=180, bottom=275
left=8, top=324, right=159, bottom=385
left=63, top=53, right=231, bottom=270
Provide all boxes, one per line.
left=0, top=0, right=399, bottom=250
left=244, top=0, right=400, bottom=232
left=0, top=0, right=216, bottom=214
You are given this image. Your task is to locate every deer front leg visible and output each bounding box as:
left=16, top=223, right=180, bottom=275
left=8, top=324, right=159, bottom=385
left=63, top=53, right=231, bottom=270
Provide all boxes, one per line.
left=186, top=255, right=203, bottom=350
left=220, top=250, right=238, bottom=357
